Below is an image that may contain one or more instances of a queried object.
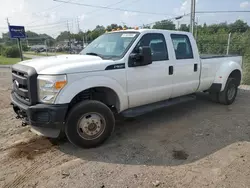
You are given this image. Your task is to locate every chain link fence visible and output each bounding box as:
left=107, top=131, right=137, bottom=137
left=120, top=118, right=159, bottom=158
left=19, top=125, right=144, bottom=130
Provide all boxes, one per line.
left=196, top=33, right=250, bottom=84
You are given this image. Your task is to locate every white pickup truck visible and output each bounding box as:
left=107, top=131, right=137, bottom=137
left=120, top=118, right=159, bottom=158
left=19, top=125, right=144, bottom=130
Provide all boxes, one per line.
left=11, top=29, right=242, bottom=148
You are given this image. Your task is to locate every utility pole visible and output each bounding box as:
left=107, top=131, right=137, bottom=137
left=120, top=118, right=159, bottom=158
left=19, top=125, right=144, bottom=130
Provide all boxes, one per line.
left=85, top=31, right=87, bottom=45
left=6, top=18, right=10, bottom=26
left=44, top=39, right=48, bottom=56
left=67, top=20, right=72, bottom=52
left=195, top=17, right=198, bottom=40
left=83, top=32, right=86, bottom=49
left=77, top=17, right=80, bottom=33
left=190, top=0, right=196, bottom=34
left=226, top=33, right=231, bottom=55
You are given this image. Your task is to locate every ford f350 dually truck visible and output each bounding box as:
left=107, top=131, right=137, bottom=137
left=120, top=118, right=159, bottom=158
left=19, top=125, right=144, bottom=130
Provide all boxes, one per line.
left=10, top=29, right=242, bottom=148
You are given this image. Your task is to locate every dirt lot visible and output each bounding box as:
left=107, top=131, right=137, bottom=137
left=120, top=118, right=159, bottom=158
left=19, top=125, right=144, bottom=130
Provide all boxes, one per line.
left=0, top=67, right=250, bottom=188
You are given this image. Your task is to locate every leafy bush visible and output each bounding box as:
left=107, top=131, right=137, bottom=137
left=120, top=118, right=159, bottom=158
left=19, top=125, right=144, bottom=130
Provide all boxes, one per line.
left=22, top=44, right=30, bottom=51
left=2, top=46, right=20, bottom=58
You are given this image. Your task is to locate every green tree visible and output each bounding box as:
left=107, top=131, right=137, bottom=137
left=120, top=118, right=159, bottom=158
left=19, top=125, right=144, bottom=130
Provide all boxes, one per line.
left=2, top=46, right=20, bottom=58
left=142, top=24, right=150, bottom=29
left=106, top=24, right=123, bottom=31
left=229, top=20, right=249, bottom=33
left=152, top=20, right=175, bottom=30
left=179, top=24, right=189, bottom=32
left=56, top=31, right=71, bottom=41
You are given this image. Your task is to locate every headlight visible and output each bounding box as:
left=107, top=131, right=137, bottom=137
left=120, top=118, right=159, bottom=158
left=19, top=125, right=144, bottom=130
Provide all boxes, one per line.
left=38, top=75, right=67, bottom=104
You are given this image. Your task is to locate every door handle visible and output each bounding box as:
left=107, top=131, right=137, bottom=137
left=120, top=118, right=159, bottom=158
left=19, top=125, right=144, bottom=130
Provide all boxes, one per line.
left=194, top=64, right=198, bottom=72
left=169, top=66, right=173, bottom=75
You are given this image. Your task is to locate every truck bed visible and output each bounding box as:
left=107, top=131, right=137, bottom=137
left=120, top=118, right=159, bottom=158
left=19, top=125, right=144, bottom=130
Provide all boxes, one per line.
left=198, top=54, right=242, bottom=92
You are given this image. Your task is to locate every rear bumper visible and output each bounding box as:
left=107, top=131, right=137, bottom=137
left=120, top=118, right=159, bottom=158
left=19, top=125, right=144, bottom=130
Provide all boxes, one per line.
left=11, top=93, right=68, bottom=138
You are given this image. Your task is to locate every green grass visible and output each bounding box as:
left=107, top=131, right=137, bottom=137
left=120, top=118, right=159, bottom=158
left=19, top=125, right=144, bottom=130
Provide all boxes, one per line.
left=0, top=56, right=30, bottom=65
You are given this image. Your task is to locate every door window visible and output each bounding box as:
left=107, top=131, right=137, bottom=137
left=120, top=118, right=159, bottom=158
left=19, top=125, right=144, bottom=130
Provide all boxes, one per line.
left=133, top=33, right=168, bottom=61
left=171, top=34, right=194, bottom=59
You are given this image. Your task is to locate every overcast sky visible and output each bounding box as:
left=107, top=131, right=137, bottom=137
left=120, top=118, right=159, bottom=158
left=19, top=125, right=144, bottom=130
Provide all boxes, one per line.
left=0, top=0, right=250, bottom=37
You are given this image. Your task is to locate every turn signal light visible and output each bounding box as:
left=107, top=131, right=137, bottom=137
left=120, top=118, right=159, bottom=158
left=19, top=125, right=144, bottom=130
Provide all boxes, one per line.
left=55, top=80, right=67, bottom=90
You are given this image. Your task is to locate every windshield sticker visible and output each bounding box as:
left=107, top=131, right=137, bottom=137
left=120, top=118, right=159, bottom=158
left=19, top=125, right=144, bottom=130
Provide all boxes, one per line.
left=121, top=33, right=136, bottom=38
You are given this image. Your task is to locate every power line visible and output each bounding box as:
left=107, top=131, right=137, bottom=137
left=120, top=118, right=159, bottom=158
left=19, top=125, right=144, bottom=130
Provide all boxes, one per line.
left=141, top=14, right=190, bottom=27
left=26, top=9, right=250, bottom=30
left=84, top=0, right=143, bottom=23
left=27, top=25, right=67, bottom=32
left=84, top=0, right=125, bottom=15
left=53, top=0, right=173, bottom=16
left=141, top=9, right=250, bottom=28
left=196, top=10, right=250, bottom=14
left=27, top=0, right=131, bottom=33
left=26, top=0, right=72, bottom=25
left=26, top=20, right=70, bottom=29
left=79, top=0, right=143, bottom=30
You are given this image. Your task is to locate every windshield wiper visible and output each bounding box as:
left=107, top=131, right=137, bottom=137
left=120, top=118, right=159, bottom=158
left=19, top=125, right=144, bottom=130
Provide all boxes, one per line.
left=86, top=52, right=103, bottom=58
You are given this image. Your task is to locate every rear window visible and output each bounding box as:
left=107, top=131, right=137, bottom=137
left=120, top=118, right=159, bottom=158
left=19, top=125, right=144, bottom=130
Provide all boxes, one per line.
left=171, top=34, right=194, bottom=60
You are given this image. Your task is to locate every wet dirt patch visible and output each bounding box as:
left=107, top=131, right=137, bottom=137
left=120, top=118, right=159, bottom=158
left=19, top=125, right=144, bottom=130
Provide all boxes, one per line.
left=7, top=136, right=57, bottom=160
left=173, top=150, right=189, bottom=160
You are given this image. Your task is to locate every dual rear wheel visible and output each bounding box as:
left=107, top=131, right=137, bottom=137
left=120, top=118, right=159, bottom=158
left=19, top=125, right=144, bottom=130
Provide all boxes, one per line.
left=209, top=78, right=238, bottom=105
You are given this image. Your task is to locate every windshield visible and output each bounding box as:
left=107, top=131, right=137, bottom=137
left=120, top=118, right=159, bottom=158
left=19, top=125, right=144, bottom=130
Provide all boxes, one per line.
left=80, top=32, right=139, bottom=59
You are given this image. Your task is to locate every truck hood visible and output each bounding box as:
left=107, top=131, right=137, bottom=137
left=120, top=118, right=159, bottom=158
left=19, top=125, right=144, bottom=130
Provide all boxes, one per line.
left=19, top=54, right=115, bottom=74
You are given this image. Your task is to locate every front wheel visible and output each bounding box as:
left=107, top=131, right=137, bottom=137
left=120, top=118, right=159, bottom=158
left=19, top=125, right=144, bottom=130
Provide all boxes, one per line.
left=218, top=78, right=238, bottom=105
left=65, top=100, right=115, bottom=148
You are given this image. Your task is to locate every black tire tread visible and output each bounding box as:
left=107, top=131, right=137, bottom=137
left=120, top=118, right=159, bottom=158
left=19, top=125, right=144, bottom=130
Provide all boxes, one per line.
left=65, top=100, right=115, bottom=148
left=218, top=78, right=237, bottom=105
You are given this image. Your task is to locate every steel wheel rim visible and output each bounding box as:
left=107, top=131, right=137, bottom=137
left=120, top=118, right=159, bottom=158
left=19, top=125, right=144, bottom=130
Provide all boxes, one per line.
left=77, top=112, right=106, bottom=140
left=227, top=85, right=236, bottom=101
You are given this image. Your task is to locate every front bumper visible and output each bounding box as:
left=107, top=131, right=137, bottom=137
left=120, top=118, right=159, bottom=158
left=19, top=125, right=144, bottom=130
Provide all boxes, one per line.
left=11, top=93, right=68, bottom=138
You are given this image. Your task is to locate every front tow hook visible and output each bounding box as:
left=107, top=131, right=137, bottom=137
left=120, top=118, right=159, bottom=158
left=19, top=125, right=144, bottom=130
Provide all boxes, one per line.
left=22, top=121, right=28, bottom=127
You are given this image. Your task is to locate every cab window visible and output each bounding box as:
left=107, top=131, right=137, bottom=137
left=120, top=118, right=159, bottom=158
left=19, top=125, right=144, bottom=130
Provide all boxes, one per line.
left=133, top=33, right=168, bottom=61
left=171, top=34, right=194, bottom=59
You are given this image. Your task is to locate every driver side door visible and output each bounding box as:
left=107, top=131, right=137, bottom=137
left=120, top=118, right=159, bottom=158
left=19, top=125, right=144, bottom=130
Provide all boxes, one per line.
left=126, top=33, right=173, bottom=108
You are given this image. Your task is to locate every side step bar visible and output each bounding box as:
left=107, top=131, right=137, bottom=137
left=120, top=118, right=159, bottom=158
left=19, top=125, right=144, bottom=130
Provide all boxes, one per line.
left=121, top=94, right=196, bottom=118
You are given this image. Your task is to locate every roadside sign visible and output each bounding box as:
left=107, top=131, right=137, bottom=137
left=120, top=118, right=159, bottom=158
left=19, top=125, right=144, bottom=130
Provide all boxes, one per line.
left=8, top=25, right=26, bottom=39
left=8, top=25, right=25, bottom=61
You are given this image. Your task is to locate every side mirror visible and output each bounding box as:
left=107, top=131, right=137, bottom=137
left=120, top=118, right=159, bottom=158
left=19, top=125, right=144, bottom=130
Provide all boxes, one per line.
left=129, top=46, right=152, bottom=67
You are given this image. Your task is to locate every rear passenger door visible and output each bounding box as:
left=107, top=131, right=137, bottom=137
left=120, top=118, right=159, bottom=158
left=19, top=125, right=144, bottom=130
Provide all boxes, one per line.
left=170, top=34, right=200, bottom=97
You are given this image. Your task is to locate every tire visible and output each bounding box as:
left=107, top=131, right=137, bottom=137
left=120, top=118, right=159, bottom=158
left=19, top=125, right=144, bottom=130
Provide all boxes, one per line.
left=218, top=78, right=238, bottom=105
left=209, top=92, right=219, bottom=103
left=65, top=100, right=115, bottom=148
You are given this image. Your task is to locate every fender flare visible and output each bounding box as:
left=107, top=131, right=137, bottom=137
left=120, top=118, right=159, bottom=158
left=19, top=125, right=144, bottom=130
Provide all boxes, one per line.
left=213, top=61, right=242, bottom=91
left=55, top=76, right=128, bottom=112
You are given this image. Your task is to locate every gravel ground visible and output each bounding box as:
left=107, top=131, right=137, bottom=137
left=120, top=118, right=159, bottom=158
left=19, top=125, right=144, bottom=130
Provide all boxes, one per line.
left=1, top=68, right=250, bottom=188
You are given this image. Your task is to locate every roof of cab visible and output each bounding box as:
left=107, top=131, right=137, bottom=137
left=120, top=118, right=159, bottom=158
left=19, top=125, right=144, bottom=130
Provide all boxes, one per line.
left=109, top=29, right=191, bottom=35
